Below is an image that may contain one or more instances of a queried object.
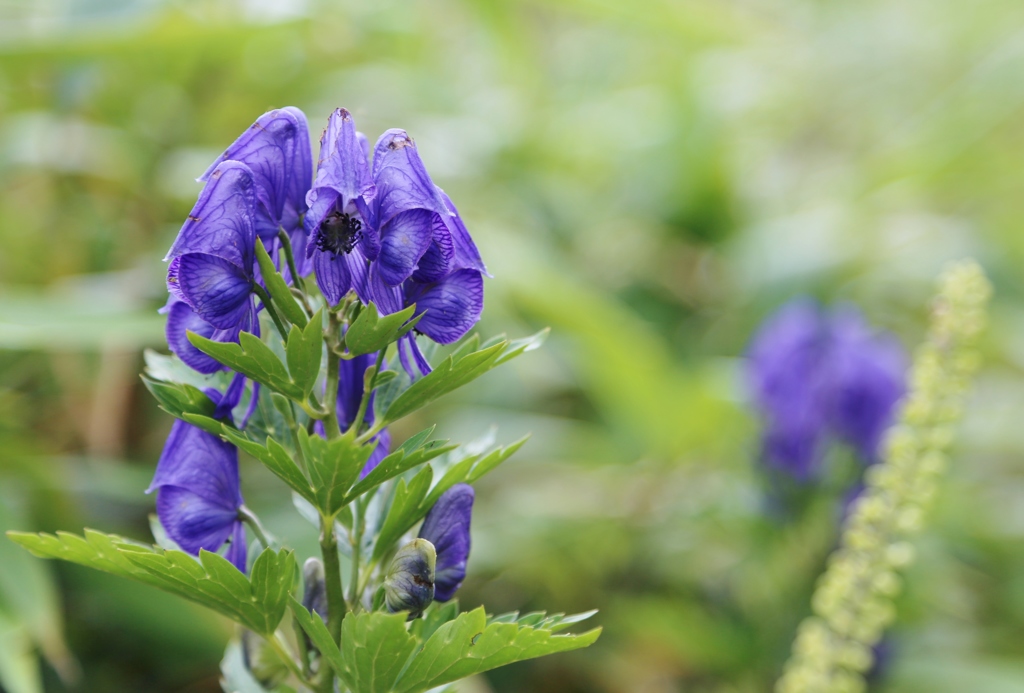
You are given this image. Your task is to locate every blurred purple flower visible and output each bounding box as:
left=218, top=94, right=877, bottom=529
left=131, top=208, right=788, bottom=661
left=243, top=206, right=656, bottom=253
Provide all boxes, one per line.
left=418, top=483, right=474, bottom=602
left=747, top=299, right=906, bottom=480
left=148, top=421, right=247, bottom=572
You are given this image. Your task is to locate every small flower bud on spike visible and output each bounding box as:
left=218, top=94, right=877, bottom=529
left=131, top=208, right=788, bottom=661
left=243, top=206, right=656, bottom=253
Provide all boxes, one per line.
left=302, top=557, right=327, bottom=621
left=384, top=538, right=436, bottom=619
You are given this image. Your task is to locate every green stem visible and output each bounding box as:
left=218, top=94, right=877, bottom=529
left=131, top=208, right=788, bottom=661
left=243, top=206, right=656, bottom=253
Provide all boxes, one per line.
left=348, top=498, right=366, bottom=609
left=253, top=284, right=289, bottom=340
left=319, top=514, right=346, bottom=645
left=277, top=228, right=308, bottom=296
left=323, top=353, right=341, bottom=438
left=355, top=420, right=386, bottom=446
left=267, top=633, right=315, bottom=689
left=238, top=505, right=271, bottom=550
left=347, top=348, right=386, bottom=436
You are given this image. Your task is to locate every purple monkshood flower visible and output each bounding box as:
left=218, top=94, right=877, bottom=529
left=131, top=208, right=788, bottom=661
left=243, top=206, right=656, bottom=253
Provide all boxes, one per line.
left=304, top=109, right=488, bottom=375
left=747, top=299, right=906, bottom=480
left=200, top=107, right=313, bottom=274
left=418, top=484, right=474, bottom=601
left=148, top=420, right=247, bottom=572
left=166, top=160, right=260, bottom=333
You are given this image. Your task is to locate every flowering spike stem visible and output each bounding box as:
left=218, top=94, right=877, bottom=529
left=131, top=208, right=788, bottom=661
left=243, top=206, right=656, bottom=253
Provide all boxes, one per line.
left=323, top=351, right=342, bottom=439
left=776, top=260, right=992, bottom=693
left=252, top=284, right=289, bottom=340
left=318, top=512, right=346, bottom=647
left=237, top=505, right=271, bottom=550
left=348, top=496, right=368, bottom=608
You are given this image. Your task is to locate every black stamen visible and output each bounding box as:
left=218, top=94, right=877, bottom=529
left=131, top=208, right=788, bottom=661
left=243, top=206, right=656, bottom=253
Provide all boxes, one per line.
left=315, top=211, right=362, bottom=257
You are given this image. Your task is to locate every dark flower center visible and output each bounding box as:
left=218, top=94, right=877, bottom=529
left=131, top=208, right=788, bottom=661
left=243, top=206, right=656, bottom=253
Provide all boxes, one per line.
left=315, top=211, right=362, bottom=256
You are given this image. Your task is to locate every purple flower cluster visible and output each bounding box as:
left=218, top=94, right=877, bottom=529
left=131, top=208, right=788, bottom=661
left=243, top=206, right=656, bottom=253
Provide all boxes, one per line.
left=151, top=107, right=486, bottom=574
left=747, top=299, right=907, bottom=480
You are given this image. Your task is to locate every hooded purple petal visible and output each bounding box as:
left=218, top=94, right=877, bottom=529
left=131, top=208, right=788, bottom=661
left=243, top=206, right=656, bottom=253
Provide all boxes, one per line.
left=405, top=269, right=484, bottom=345
left=174, top=254, right=255, bottom=330
left=166, top=161, right=258, bottom=271
left=166, top=298, right=258, bottom=374
left=156, top=485, right=246, bottom=571
left=376, top=209, right=435, bottom=286
left=418, top=484, right=473, bottom=602
left=305, top=108, right=374, bottom=222
left=200, top=108, right=312, bottom=239
left=436, top=188, right=488, bottom=276
left=148, top=420, right=243, bottom=508
left=410, top=215, right=455, bottom=284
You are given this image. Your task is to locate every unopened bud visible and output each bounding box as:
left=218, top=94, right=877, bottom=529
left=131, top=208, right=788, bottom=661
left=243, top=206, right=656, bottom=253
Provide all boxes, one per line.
left=302, top=557, right=327, bottom=621
left=384, top=538, right=435, bottom=619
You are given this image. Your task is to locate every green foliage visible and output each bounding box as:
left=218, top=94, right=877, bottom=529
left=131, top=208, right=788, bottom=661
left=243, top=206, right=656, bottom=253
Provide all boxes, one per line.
left=296, top=428, right=373, bottom=517
left=285, top=308, right=324, bottom=397
left=290, top=601, right=599, bottom=693
left=345, top=303, right=420, bottom=358
left=8, top=531, right=296, bottom=637
left=187, top=330, right=303, bottom=401
left=140, top=376, right=220, bottom=425
left=255, top=239, right=308, bottom=328
left=382, top=330, right=547, bottom=424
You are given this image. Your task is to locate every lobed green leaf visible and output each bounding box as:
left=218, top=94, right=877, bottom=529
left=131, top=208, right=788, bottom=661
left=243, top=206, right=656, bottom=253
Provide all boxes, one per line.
left=393, top=607, right=601, bottom=693
left=344, top=302, right=420, bottom=358
left=255, top=238, right=308, bottom=328
left=187, top=330, right=303, bottom=401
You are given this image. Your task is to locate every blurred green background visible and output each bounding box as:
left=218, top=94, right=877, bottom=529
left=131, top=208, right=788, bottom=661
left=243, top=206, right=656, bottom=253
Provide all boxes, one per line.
left=2, top=0, right=1024, bottom=691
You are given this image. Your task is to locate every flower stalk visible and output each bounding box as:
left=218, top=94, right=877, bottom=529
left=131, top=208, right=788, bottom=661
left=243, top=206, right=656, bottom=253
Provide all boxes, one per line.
left=776, top=260, right=992, bottom=693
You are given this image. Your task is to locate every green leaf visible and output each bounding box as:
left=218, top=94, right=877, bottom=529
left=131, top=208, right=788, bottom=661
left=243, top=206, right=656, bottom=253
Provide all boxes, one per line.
left=255, top=238, right=308, bottom=328
left=222, top=428, right=316, bottom=505
left=371, top=467, right=433, bottom=562
left=344, top=302, right=420, bottom=358
left=8, top=530, right=296, bottom=637
left=187, top=330, right=303, bottom=400
left=383, top=331, right=547, bottom=424
left=288, top=597, right=345, bottom=680
left=340, top=610, right=418, bottom=693
left=393, top=607, right=601, bottom=693
left=285, top=308, right=323, bottom=396
left=344, top=429, right=455, bottom=502
left=178, top=412, right=229, bottom=436
left=141, top=376, right=219, bottom=422
left=466, top=436, right=529, bottom=483
left=298, top=429, right=373, bottom=516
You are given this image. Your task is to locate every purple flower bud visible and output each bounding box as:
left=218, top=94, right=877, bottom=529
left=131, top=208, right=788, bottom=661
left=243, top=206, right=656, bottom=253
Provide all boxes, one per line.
left=747, top=299, right=906, bottom=479
left=148, top=421, right=247, bottom=572
left=418, top=484, right=474, bottom=602
left=384, top=538, right=435, bottom=619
